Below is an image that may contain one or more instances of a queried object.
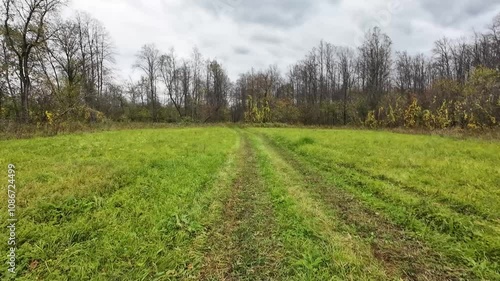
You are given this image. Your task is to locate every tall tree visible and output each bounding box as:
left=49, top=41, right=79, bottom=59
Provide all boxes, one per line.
left=159, top=48, right=182, bottom=118
left=204, top=60, right=229, bottom=122
left=358, top=27, right=392, bottom=109
left=2, top=0, right=65, bottom=122
left=337, top=47, right=355, bottom=125
left=134, top=43, right=160, bottom=121
left=433, top=37, right=453, bottom=80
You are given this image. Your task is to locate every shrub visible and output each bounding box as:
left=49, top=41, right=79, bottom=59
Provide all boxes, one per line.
left=365, top=110, right=378, bottom=128
left=404, top=98, right=422, bottom=128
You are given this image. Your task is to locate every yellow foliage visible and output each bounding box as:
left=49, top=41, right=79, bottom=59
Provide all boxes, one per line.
left=434, top=101, right=451, bottom=129
left=245, top=96, right=271, bottom=123
left=404, top=98, right=422, bottom=128
left=467, top=114, right=479, bottom=129
left=365, top=111, right=378, bottom=128
left=422, top=110, right=434, bottom=129
left=45, top=111, right=54, bottom=125
left=385, top=105, right=397, bottom=127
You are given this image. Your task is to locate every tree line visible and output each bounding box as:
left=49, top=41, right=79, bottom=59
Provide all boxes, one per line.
left=233, top=22, right=500, bottom=129
left=1, top=1, right=499, bottom=129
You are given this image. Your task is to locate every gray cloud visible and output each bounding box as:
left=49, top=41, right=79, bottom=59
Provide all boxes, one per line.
left=250, top=33, right=283, bottom=45
left=420, top=0, right=500, bottom=26
left=68, top=0, right=500, bottom=81
left=233, top=46, right=251, bottom=55
left=196, top=0, right=323, bottom=28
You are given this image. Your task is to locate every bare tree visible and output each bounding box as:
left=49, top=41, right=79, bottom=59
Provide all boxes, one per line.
left=395, top=51, right=412, bottom=94
left=358, top=27, right=392, bottom=109
left=490, top=14, right=500, bottom=70
left=49, top=19, right=80, bottom=87
left=134, top=43, right=160, bottom=121
left=412, top=54, right=428, bottom=95
left=179, top=59, right=191, bottom=117
left=0, top=32, right=18, bottom=116
left=159, top=48, right=182, bottom=118
left=451, top=38, right=472, bottom=84
left=433, top=37, right=453, bottom=80
left=204, top=60, right=229, bottom=122
left=337, top=47, right=355, bottom=125
left=190, top=47, right=203, bottom=119
left=72, top=12, right=113, bottom=108
left=2, top=0, right=65, bottom=122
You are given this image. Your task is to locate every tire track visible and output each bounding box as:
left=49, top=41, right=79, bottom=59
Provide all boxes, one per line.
left=256, top=132, right=472, bottom=281
left=201, top=133, right=283, bottom=280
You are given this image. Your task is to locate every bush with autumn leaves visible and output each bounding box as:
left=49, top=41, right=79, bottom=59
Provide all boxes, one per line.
left=365, top=67, right=499, bottom=129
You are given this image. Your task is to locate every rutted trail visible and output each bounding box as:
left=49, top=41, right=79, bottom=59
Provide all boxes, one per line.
left=200, top=128, right=486, bottom=280
left=2, top=127, right=497, bottom=280
left=201, top=133, right=283, bottom=280
left=248, top=131, right=390, bottom=280
left=252, top=130, right=475, bottom=280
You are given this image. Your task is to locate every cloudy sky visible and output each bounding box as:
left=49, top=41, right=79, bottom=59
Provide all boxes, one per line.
left=65, top=0, right=500, bottom=81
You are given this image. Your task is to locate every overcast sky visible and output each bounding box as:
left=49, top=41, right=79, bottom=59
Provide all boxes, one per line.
left=65, top=0, right=500, bottom=81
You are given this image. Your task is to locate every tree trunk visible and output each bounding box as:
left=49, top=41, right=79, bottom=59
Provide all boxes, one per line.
left=20, top=76, right=30, bottom=123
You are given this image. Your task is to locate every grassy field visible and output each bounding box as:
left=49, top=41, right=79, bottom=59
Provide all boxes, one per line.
left=0, top=127, right=499, bottom=280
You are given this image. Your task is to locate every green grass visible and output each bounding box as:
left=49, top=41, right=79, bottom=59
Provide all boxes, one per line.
left=250, top=128, right=500, bottom=280
left=1, top=127, right=499, bottom=280
left=0, top=128, right=240, bottom=280
left=247, top=131, right=390, bottom=280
